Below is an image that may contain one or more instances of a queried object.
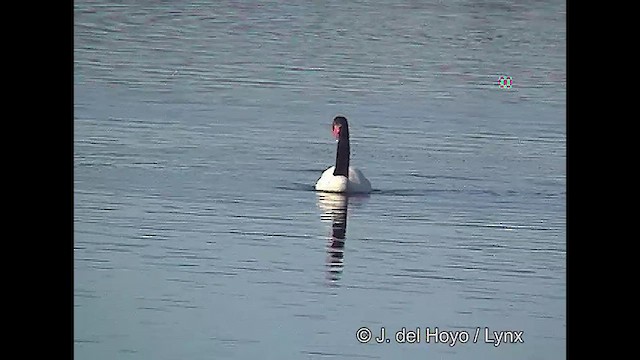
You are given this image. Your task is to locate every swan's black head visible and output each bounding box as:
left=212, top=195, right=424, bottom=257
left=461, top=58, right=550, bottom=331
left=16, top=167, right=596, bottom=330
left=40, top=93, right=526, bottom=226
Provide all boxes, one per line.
left=331, top=116, right=350, bottom=177
left=332, top=116, right=350, bottom=140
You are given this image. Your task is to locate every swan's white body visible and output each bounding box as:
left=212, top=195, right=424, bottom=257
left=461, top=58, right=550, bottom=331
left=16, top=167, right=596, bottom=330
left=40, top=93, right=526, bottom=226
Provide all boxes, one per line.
left=315, top=166, right=372, bottom=194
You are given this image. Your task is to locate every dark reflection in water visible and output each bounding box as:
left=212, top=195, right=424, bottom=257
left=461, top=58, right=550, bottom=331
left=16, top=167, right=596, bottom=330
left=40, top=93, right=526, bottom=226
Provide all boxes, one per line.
left=317, top=193, right=371, bottom=283
left=316, top=193, right=348, bottom=282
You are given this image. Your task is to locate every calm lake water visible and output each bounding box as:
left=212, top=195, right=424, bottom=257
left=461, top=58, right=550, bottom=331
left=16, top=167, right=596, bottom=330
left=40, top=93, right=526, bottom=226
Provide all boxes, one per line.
left=74, top=1, right=566, bottom=359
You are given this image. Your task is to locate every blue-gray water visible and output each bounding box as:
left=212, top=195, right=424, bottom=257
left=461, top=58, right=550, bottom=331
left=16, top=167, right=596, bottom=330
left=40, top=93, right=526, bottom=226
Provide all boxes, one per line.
left=74, top=1, right=565, bottom=359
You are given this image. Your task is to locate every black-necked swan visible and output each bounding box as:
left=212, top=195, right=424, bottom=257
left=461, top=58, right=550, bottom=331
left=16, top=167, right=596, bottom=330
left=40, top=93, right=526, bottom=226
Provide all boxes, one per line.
left=315, top=116, right=372, bottom=194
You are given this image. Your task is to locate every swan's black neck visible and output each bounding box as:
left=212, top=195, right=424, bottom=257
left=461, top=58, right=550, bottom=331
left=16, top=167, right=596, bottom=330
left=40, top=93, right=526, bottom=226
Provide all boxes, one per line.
left=333, top=132, right=350, bottom=176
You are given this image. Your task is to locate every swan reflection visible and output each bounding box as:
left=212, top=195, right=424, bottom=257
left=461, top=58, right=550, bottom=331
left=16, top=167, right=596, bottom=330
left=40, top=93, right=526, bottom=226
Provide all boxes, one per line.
left=316, top=192, right=350, bottom=283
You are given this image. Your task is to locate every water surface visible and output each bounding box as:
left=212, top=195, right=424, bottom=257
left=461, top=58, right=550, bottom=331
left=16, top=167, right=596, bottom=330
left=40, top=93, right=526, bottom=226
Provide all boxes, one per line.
left=75, top=1, right=566, bottom=359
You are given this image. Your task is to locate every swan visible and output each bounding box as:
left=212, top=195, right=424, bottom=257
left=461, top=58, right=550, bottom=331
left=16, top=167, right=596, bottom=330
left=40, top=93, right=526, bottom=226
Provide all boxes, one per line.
left=315, top=116, right=372, bottom=194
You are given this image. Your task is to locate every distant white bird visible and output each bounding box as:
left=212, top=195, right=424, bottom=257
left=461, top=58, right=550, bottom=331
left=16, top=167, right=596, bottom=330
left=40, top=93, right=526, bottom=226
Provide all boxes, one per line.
left=315, top=116, right=372, bottom=194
